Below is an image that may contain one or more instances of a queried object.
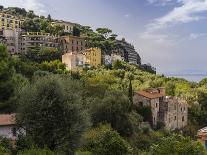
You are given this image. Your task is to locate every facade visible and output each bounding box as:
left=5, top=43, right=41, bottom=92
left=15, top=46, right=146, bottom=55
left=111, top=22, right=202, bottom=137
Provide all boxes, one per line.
left=197, top=127, right=207, bottom=150
left=103, top=55, right=112, bottom=65
left=133, top=88, right=188, bottom=130
left=20, top=32, right=60, bottom=54
left=0, top=30, right=6, bottom=43
left=83, top=48, right=102, bottom=68
left=0, top=114, right=22, bottom=140
left=111, top=53, right=124, bottom=62
left=0, top=12, right=22, bottom=30
left=2, top=29, right=21, bottom=54
left=61, top=35, right=85, bottom=53
left=62, top=52, right=83, bottom=70
left=115, top=38, right=141, bottom=65
left=51, top=20, right=76, bottom=33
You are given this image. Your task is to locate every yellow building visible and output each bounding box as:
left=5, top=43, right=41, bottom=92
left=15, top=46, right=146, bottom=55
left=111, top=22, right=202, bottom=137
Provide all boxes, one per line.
left=83, top=48, right=102, bottom=68
left=0, top=12, right=22, bottom=30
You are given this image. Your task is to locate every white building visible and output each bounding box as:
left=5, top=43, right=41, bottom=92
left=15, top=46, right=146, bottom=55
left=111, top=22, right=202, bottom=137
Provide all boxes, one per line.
left=0, top=114, right=22, bottom=140
left=62, top=52, right=84, bottom=70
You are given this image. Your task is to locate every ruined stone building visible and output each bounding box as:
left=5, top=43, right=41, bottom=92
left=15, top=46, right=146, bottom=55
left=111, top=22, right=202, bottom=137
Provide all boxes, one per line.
left=133, top=88, right=188, bottom=130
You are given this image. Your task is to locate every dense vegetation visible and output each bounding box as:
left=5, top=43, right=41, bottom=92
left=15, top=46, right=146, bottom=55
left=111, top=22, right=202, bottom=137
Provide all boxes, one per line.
left=1, top=42, right=207, bottom=154
left=1, top=6, right=207, bottom=155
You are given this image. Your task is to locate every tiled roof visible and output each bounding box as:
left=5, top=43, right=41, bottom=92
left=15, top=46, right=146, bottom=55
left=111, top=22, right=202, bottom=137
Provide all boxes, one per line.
left=136, top=91, right=164, bottom=99
left=0, top=114, right=16, bottom=126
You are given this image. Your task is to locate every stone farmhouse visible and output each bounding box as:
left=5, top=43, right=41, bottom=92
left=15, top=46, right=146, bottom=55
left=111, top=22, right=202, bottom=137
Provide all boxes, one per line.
left=133, top=88, right=188, bottom=130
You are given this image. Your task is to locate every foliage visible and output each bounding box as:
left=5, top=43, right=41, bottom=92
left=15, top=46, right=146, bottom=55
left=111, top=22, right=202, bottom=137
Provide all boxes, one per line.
left=17, top=75, right=90, bottom=154
left=149, top=134, right=206, bottom=155
left=17, top=148, right=57, bottom=155
left=90, top=90, right=142, bottom=136
left=26, top=47, right=62, bottom=63
left=81, top=124, right=132, bottom=155
left=0, top=145, right=10, bottom=155
left=0, top=44, right=16, bottom=111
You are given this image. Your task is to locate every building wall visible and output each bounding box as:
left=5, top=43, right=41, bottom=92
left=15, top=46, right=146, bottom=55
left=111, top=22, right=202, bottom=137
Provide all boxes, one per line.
left=20, top=32, right=60, bottom=54
left=3, top=29, right=20, bottom=54
left=62, top=52, right=83, bottom=70
left=83, top=48, right=102, bottom=68
left=133, top=95, right=159, bottom=126
left=111, top=53, right=124, bottom=62
left=133, top=94, right=188, bottom=130
left=51, top=21, right=75, bottom=33
left=0, top=125, right=21, bottom=140
left=0, top=12, right=22, bottom=30
left=61, top=36, right=85, bottom=53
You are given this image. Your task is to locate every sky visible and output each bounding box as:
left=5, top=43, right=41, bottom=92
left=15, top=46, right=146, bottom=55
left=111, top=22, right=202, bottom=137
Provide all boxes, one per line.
left=1, top=0, right=207, bottom=74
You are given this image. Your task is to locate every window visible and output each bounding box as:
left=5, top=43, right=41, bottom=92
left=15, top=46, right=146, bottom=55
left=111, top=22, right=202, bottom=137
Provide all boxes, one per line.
left=72, top=40, right=74, bottom=44
left=139, top=102, right=143, bottom=107
left=156, top=103, right=158, bottom=108
left=181, top=107, right=183, bottom=112
left=174, top=105, right=176, bottom=110
left=77, top=41, right=78, bottom=45
left=174, top=116, right=176, bottom=121
left=72, top=46, right=74, bottom=51
left=182, top=116, right=185, bottom=122
left=12, top=127, right=17, bottom=137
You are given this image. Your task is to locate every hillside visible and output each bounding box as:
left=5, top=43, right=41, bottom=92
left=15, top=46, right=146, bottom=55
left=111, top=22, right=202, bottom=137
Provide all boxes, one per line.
left=0, top=5, right=207, bottom=155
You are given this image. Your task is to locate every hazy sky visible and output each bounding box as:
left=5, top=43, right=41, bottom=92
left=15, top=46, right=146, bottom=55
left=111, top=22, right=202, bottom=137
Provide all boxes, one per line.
left=1, top=0, right=207, bottom=73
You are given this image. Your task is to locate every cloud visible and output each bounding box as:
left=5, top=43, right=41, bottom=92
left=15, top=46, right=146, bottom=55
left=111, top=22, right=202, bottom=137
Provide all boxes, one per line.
left=146, top=0, right=207, bottom=31
left=189, top=33, right=207, bottom=40
left=146, top=0, right=175, bottom=6
left=1, top=0, right=46, bottom=15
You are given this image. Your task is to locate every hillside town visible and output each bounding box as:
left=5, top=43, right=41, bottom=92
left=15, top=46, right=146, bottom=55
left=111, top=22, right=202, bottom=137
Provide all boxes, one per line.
left=0, top=5, right=207, bottom=155
left=0, top=10, right=156, bottom=72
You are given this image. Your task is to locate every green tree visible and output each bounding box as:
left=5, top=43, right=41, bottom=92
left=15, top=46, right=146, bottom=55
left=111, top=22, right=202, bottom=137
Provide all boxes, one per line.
left=81, top=124, right=132, bottom=155
left=90, top=91, right=141, bottom=136
left=0, top=44, right=15, bottom=106
left=149, top=134, right=206, bottom=155
left=17, top=148, right=57, bottom=155
left=165, top=81, right=176, bottom=96
left=17, top=75, right=89, bottom=154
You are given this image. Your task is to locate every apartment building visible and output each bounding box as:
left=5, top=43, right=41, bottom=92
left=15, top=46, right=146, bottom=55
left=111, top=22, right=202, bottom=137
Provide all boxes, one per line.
left=20, top=32, right=60, bottom=54
left=62, top=52, right=83, bottom=70
left=51, top=20, right=76, bottom=33
left=83, top=48, right=102, bottom=68
left=133, top=88, right=188, bottom=130
left=0, top=12, right=22, bottom=30
left=2, top=29, right=21, bottom=54
left=115, top=38, right=141, bottom=65
left=61, top=35, right=85, bottom=53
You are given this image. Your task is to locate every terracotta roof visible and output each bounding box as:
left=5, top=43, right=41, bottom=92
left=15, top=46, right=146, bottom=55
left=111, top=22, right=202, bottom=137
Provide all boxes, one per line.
left=0, top=114, right=16, bottom=126
left=136, top=91, right=164, bottom=99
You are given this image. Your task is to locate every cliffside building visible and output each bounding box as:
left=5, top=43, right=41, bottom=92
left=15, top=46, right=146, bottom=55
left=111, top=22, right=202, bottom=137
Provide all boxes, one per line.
left=0, top=12, right=22, bottom=30
left=51, top=20, right=76, bottom=33
left=115, top=38, right=141, bottom=65
left=61, top=35, right=85, bottom=53
left=20, top=32, right=60, bottom=54
left=133, top=88, right=188, bottom=130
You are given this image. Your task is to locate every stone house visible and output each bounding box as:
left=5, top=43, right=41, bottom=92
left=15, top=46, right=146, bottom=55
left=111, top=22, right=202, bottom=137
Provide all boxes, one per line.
left=0, top=114, right=22, bottom=140
left=62, top=52, right=83, bottom=70
left=133, top=88, right=188, bottom=130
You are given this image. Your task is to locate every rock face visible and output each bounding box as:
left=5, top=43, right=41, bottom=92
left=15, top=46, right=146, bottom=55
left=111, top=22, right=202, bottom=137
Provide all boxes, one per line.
left=133, top=88, right=188, bottom=130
